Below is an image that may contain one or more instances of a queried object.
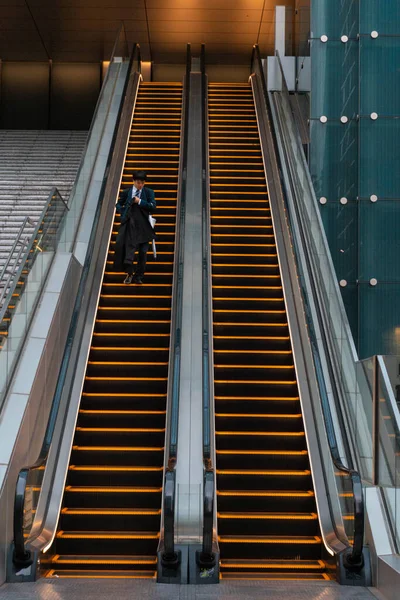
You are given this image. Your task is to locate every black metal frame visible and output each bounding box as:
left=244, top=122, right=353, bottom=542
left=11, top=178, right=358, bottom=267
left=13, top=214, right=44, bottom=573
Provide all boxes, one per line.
left=160, top=43, right=191, bottom=569
left=250, top=44, right=365, bottom=569
left=12, top=42, right=141, bottom=571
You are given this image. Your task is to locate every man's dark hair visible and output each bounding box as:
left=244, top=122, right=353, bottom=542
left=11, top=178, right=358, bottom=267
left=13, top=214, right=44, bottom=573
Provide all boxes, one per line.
left=132, top=170, right=147, bottom=181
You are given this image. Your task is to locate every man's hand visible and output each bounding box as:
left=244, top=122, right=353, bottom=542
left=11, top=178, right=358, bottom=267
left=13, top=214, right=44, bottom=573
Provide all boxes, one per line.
left=133, top=197, right=140, bottom=204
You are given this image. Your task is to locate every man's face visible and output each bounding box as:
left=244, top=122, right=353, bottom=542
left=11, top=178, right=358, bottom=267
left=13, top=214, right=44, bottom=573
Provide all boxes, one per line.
left=134, top=179, right=145, bottom=190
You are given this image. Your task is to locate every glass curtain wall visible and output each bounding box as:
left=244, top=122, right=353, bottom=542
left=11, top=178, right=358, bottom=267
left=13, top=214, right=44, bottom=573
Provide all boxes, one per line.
left=310, top=0, right=400, bottom=358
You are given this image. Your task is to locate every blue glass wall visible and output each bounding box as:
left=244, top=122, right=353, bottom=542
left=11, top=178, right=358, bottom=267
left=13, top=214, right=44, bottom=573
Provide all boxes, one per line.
left=310, top=0, right=400, bottom=358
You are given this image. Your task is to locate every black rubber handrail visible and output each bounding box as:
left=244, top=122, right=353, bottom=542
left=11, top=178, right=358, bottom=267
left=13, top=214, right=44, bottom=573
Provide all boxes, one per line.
left=160, top=43, right=191, bottom=568
left=250, top=44, right=365, bottom=567
left=167, top=42, right=191, bottom=465
left=198, top=42, right=216, bottom=569
left=12, top=42, right=141, bottom=570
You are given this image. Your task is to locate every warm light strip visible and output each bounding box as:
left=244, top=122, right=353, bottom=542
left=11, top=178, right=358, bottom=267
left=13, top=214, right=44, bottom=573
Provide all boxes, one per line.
left=214, top=365, right=293, bottom=370
left=82, top=393, right=166, bottom=397
left=217, top=490, right=313, bottom=497
left=213, top=336, right=289, bottom=340
left=75, top=427, right=165, bottom=432
left=57, top=532, right=159, bottom=540
left=216, top=469, right=310, bottom=476
left=215, top=413, right=301, bottom=418
left=213, top=312, right=286, bottom=315
left=72, top=446, right=163, bottom=451
left=220, top=560, right=324, bottom=569
left=87, top=361, right=168, bottom=366
left=61, top=509, right=161, bottom=515
left=65, top=486, right=162, bottom=493
left=79, top=410, right=166, bottom=415
left=215, top=431, right=304, bottom=436
left=212, top=298, right=284, bottom=302
left=45, top=574, right=156, bottom=579
left=217, top=450, right=307, bottom=456
left=90, top=347, right=169, bottom=351
left=69, top=466, right=163, bottom=472
left=214, top=350, right=291, bottom=354
left=217, top=513, right=317, bottom=520
left=85, top=377, right=167, bottom=381
left=213, top=322, right=287, bottom=328
left=218, top=536, right=321, bottom=544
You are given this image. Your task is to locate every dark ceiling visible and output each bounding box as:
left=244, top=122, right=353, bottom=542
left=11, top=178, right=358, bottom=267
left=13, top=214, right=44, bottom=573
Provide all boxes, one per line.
left=0, top=0, right=296, bottom=64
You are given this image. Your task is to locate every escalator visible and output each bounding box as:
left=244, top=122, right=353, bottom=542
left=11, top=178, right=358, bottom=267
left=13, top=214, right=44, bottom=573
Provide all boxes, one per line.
left=208, top=83, right=327, bottom=581
left=45, top=82, right=182, bottom=579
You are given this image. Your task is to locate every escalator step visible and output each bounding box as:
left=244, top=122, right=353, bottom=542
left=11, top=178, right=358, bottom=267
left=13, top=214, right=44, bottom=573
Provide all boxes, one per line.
left=210, top=82, right=324, bottom=579
left=63, top=487, right=162, bottom=509
left=46, top=569, right=156, bottom=579
left=54, top=81, right=182, bottom=577
left=55, top=531, right=160, bottom=555
left=217, top=512, right=319, bottom=536
left=218, top=536, right=322, bottom=560
left=60, top=509, right=161, bottom=532
left=216, top=490, right=316, bottom=513
left=70, top=445, right=165, bottom=466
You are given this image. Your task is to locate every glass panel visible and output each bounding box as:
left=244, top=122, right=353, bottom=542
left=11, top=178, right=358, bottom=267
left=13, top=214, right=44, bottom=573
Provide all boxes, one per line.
left=340, top=285, right=358, bottom=348
left=360, top=36, right=400, bottom=116
left=359, top=284, right=400, bottom=358
left=378, top=364, right=400, bottom=552
left=57, top=60, right=123, bottom=252
left=310, top=40, right=358, bottom=119
left=359, top=118, right=400, bottom=201
left=311, top=0, right=358, bottom=38
left=355, top=359, right=374, bottom=481
left=360, top=1, right=400, bottom=36
left=0, top=190, right=67, bottom=410
left=319, top=202, right=358, bottom=281
left=309, top=119, right=358, bottom=201
left=359, top=200, right=400, bottom=281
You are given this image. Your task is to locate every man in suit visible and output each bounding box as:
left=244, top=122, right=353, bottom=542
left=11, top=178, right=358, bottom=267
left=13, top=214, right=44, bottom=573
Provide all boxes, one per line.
left=113, top=170, right=156, bottom=284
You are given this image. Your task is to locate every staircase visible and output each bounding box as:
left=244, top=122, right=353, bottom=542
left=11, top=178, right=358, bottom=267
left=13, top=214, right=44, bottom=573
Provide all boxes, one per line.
left=44, top=82, right=182, bottom=579
left=208, top=83, right=327, bottom=581
left=0, top=130, right=86, bottom=273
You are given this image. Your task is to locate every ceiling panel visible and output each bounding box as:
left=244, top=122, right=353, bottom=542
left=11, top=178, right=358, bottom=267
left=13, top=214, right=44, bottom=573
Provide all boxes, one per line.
left=148, top=20, right=259, bottom=34
left=150, top=31, right=257, bottom=44
left=146, top=0, right=264, bottom=8
left=0, top=0, right=297, bottom=63
left=28, top=0, right=145, bottom=6
left=29, top=7, right=146, bottom=20
left=146, top=8, right=263, bottom=23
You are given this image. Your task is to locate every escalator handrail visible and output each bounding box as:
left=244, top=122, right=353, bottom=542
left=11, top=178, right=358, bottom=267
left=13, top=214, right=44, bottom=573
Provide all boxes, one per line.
left=200, top=42, right=212, bottom=466
left=250, top=44, right=365, bottom=566
left=160, top=43, right=191, bottom=565
left=12, top=42, right=141, bottom=570
left=198, top=42, right=216, bottom=567
left=272, top=47, right=365, bottom=565
left=166, top=43, right=191, bottom=465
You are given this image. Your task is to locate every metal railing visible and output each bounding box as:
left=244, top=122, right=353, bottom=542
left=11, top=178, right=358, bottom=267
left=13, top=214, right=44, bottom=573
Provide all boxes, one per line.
left=198, top=42, right=217, bottom=570
left=160, top=43, right=191, bottom=569
left=0, top=188, right=68, bottom=411
left=0, top=218, right=34, bottom=309
left=11, top=42, right=141, bottom=571
left=252, top=43, right=366, bottom=567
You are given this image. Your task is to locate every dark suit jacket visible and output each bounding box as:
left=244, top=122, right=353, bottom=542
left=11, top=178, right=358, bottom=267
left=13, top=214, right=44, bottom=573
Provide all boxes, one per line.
left=116, top=186, right=156, bottom=222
